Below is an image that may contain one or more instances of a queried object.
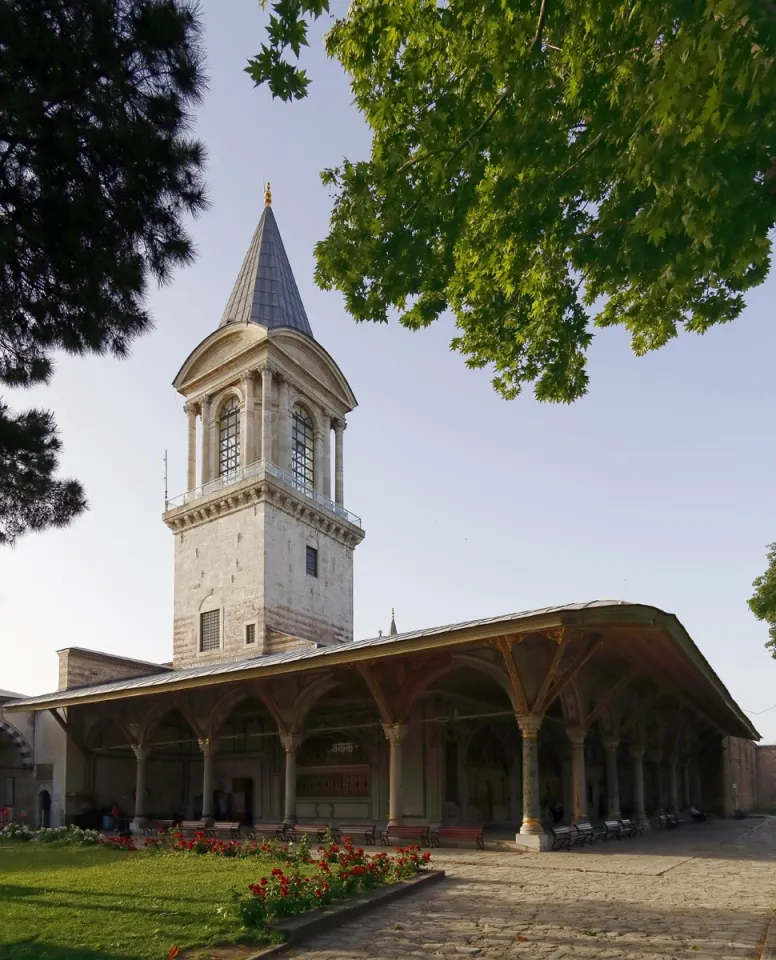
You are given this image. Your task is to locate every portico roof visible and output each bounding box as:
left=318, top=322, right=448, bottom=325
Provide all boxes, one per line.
left=4, top=600, right=759, bottom=741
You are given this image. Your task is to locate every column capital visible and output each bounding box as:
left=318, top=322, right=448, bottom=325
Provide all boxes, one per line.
left=382, top=723, right=408, bottom=745
left=602, top=736, right=620, bottom=753
left=333, top=417, right=347, bottom=433
left=184, top=401, right=198, bottom=417
left=629, top=743, right=645, bottom=761
left=517, top=714, right=543, bottom=738
left=132, top=744, right=152, bottom=761
left=259, top=360, right=275, bottom=377
left=240, top=370, right=255, bottom=386
left=197, top=737, right=219, bottom=758
left=279, top=732, right=303, bottom=754
left=565, top=725, right=587, bottom=747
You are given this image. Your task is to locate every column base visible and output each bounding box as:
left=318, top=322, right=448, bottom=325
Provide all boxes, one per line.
left=514, top=831, right=549, bottom=852
left=636, top=815, right=651, bottom=831
left=130, top=817, right=147, bottom=835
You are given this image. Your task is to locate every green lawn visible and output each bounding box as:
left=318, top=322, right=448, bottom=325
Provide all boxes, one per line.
left=0, top=844, right=283, bottom=960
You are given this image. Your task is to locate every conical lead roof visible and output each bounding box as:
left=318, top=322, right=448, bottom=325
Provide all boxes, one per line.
left=219, top=193, right=313, bottom=338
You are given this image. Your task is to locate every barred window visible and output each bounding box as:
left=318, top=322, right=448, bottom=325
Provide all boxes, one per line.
left=219, top=397, right=240, bottom=477
left=291, top=404, right=314, bottom=488
left=245, top=623, right=256, bottom=645
left=200, top=610, right=220, bottom=652
left=306, top=545, right=318, bottom=577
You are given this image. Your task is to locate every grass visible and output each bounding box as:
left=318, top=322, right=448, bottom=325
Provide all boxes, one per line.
left=0, top=844, right=287, bottom=960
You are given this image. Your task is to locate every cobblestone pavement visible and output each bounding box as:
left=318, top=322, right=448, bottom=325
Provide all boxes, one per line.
left=287, top=819, right=776, bottom=960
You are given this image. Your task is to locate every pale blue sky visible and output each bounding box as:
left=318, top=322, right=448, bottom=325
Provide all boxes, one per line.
left=3, top=0, right=776, bottom=740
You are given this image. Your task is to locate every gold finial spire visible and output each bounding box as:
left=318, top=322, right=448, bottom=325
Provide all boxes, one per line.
left=264, top=182, right=272, bottom=206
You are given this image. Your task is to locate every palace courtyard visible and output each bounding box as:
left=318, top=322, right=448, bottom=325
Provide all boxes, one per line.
left=291, top=819, right=776, bottom=960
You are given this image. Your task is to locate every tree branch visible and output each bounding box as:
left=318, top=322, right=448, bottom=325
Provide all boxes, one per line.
left=529, top=0, right=548, bottom=53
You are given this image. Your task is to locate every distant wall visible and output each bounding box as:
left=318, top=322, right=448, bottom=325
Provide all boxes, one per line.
left=726, top=737, right=757, bottom=812
left=757, top=745, right=776, bottom=809
left=57, top=649, right=167, bottom=691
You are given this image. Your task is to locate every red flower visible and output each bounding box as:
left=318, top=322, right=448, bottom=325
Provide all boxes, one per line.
left=168, top=947, right=180, bottom=959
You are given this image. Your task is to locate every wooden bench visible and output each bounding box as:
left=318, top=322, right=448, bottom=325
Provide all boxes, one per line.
left=244, top=823, right=288, bottom=842
left=286, top=823, right=334, bottom=843
left=658, top=813, right=680, bottom=829
left=141, top=818, right=175, bottom=835
left=337, top=824, right=376, bottom=845
left=619, top=818, right=642, bottom=837
left=550, top=825, right=576, bottom=850
left=431, top=825, right=485, bottom=850
left=574, top=821, right=597, bottom=846
left=601, top=819, right=623, bottom=841
left=179, top=820, right=210, bottom=836
left=380, top=824, right=432, bottom=848
left=213, top=821, right=241, bottom=840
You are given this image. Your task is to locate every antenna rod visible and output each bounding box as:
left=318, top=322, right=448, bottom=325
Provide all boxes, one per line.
left=164, top=450, right=168, bottom=504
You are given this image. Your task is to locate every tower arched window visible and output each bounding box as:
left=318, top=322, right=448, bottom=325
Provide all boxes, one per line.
left=218, top=396, right=240, bottom=477
left=291, top=404, right=314, bottom=489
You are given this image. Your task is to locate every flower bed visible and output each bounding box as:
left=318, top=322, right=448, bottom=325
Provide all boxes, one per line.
left=235, top=837, right=431, bottom=929
left=0, top=822, right=101, bottom=845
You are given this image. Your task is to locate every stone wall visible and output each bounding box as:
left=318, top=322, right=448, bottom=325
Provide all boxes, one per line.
left=757, top=745, right=776, bottom=809
left=57, top=648, right=167, bottom=691
left=726, top=736, right=757, bottom=812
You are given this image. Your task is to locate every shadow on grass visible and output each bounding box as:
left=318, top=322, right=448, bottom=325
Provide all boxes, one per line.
left=0, top=881, right=213, bottom=906
left=4, top=941, right=139, bottom=960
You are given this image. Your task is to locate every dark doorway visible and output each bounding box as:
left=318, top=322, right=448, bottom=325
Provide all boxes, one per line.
left=232, top=778, right=253, bottom=826
left=39, top=789, right=51, bottom=828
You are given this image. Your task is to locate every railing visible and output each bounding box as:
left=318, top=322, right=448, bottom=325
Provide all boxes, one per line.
left=165, top=459, right=361, bottom=527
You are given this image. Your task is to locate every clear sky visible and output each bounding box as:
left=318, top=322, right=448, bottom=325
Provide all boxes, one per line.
left=3, top=0, right=776, bottom=741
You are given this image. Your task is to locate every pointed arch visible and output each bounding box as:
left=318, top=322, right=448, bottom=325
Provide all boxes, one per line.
left=0, top=719, right=33, bottom=769
left=401, top=653, right=518, bottom=718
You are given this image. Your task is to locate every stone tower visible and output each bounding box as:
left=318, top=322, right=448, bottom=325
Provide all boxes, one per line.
left=163, top=186, right=365, bottom=668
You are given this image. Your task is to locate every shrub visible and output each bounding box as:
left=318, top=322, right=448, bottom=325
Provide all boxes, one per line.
left=37, top=825, right=101, bottom=845
left=0, top=821, right=34, bottom=843
left=234, top=837, right=431, bottom=929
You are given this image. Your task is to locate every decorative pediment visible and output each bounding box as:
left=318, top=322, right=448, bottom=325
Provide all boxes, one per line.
left=271, top=329, right=357, bottom=410
left=173, top=324, right=267, bottom=392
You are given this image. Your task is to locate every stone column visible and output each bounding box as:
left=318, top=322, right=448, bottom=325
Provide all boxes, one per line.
left=280, top=733, right=300, bottom=825
left=517, top=715, right=543, bottom=839
left=383, top=723, right=408, bottom=827
left=602, top=737, right=621, bottom=819
left=185, top=403, right=197, bottom=491
left=566, top=727, right=588, bottom=824
left=200, top=394, right=212, bottom=484
left=629, top=744, right=648, bottom=827
left=260, top=363, right=273, bottom=464
left=199, top=738, right=217, bottom=823
left=240, top=372, right=256, bottom=468
left=322, top=417, right=332, bottom=499
left=682, top=761, right=691, bottom=809
left=278, top=376, right=290, bottom=472
left=456, top=736, right=469, bottom=822
left=313, top=430, right=324, bottom=494
left=334, top=419, right=345, bottom=506
left=651, top=751, right=665, bottom=813
left=132, top=745, right=151, bottom=828
left=668, top=754, right=680, bottom=814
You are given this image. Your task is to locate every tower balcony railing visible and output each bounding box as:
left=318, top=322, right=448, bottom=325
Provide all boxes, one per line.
left=165, top=458, right=362, bottom=528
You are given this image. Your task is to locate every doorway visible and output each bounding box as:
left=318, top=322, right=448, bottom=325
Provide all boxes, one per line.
left=232, top=778, right=254, bottom=826
left=39, top=789, right=51, bottom=828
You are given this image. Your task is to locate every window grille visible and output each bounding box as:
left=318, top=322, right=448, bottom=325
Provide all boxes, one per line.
left=306, top=545, right=318, bottom=577
left=219, top=397, right=240, bottom=477
left=200, top=609, right=220, bottom=652
left=291, top=405, right=314, bottom=488
left=245, top=623, right=256, bottom=645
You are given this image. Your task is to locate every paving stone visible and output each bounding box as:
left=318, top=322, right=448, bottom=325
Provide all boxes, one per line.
left=288, top=820, right=776, bottom=960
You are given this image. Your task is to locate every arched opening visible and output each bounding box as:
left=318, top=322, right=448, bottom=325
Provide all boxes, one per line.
left=291, top=404, right=314, bottom=488
left=39, top=789, right=51, bottom=828
left=0, top=724, right=34, bottom=822
left=466, top=727, right=509, bottom=824
left=218, top=396, right=241, bottom=477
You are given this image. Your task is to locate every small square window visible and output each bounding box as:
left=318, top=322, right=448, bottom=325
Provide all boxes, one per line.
left=200, top=609, right=220, bottom=652
left=306, top=545, right=318, bottom=577
left=245, top=623, right=256, bottom=645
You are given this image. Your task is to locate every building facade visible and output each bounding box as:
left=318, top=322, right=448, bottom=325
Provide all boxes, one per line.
left=4, top=189, right=766, bottom=849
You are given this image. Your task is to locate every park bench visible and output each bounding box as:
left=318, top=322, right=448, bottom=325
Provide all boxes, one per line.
left=550, top=825, right=576, bottom=850
left=619, top=818, right=642, bottom=837
left=658, top=814, right=680, bottom=829
left=573, top=821, right=597, bottom=845
left=337, top=824, right=376, bottom=845
left=601, top=819, right=623, bottom=841
left=243, top=823, right=288, bottom=841
left=380, top=824, right=432, bottom=848
left=431, top=825, right=485, bottom=850
left=140, top=818, right=175, bottom=835
left=286, top=823, right=333, bottom=843
left=689, top=808, right=708, bottom=823
left=179, top=820, right=210, bottom=836
left=213, top=821, right=242, bottom=840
